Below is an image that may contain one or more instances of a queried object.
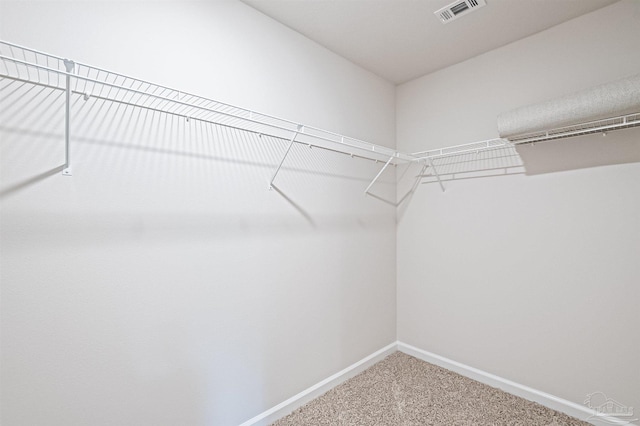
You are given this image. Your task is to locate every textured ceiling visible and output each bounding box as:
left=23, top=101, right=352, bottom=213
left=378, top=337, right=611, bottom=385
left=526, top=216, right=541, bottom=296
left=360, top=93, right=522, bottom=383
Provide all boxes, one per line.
left=241, top=0, right=619, bottom=84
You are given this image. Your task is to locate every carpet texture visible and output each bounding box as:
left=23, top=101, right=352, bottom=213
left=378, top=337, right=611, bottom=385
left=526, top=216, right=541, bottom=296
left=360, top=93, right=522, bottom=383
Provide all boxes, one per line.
left=271, top=352, right=589, bottom=425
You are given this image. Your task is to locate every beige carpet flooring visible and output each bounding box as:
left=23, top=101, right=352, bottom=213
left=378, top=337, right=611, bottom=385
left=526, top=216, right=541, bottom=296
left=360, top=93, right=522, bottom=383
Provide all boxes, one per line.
left=271, top=352, right=589, bottom=425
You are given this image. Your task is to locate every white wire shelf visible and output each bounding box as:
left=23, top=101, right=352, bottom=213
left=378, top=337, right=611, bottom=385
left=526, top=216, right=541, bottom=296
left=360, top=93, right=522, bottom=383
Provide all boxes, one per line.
left=0, top=40, right=416, bottom=174
left=409, top=111, right=640, bottom=161
left=412, top=138, right=512, bottom=160
left=505, top=113, right=640, bottom=144
left=2, top=39, right=637, bottom=192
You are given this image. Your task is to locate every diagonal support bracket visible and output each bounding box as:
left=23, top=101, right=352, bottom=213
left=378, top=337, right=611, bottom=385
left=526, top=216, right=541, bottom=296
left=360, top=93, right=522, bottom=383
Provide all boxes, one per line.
left=62, top=59, right=75, bottom=176
left=364, top=155, right=395, bottom=195
left=397, top=160, right=428, bottom=204
left=427, top=157, right=445, bottom=192
left=269, top=126, right=301, bottom=190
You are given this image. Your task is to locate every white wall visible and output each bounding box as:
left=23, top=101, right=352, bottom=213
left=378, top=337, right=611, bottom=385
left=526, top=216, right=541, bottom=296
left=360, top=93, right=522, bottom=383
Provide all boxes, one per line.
left=397, top=0, right=640, bottom=416
left=3, top=0, right=639, bottom=424
left=0, top=1, right=397, bottom=425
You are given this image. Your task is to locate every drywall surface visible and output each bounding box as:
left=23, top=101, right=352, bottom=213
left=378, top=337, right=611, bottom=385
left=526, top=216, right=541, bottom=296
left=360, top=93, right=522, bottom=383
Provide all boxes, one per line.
left=396, top=0, right=640, bottom=417
left=0, top=1, right=397, bottom=425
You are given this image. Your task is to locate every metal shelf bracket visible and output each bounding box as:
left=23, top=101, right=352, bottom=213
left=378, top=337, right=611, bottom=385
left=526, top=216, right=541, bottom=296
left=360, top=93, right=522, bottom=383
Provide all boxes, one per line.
left=364, top=155, right=394, bottom=195
left=427, top=158, right=445, bottom=192
left=269, top=126, right=302, bottom=190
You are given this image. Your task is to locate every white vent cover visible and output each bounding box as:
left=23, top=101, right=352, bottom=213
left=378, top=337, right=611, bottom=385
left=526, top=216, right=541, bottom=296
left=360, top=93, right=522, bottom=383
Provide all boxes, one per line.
left=435, top=0, right=487, bottom=24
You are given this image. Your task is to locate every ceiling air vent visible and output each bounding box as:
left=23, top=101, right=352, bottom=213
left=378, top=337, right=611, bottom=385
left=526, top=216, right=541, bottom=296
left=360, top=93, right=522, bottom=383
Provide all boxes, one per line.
left=435, top=0, right=486, bottom=24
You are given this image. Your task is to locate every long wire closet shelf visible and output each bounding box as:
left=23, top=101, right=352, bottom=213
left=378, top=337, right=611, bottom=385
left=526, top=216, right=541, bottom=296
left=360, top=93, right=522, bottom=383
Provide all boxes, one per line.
left=0, top=40, right=416, bottom=181
left=3, top=40, right=638, bottom=192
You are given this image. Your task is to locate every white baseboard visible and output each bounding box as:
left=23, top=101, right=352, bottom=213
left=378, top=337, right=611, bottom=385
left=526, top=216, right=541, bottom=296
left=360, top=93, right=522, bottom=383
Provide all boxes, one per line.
left=239, top=341, right=635, bottom=426
left=238, top=342, right=397, bottom=426
left=397, top=341, right=636, bottom=426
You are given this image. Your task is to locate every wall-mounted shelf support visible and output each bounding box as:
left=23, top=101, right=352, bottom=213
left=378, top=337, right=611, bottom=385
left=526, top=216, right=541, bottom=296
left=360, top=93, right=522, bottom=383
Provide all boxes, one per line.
left=269, top=128, right=301, bottom=190
left=62, top=59, right=74, bottom=176
left=364, top=155, right=394, bottom=195
left=427, top=158, right=445, bottom=192
left=395, top=160, right=428, bottom=205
